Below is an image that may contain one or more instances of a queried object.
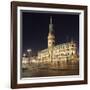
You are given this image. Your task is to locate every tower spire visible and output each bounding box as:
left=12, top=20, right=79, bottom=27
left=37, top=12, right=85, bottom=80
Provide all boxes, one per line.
left=48, top=16, right=55, bottom=48
left=49, top=16, right=53, bottom=33
left=50, top=16, right=52, bottom=24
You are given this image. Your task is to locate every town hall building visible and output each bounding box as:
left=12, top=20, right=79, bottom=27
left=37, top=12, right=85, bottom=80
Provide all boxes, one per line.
left=37, top=17, right=79, bottom=65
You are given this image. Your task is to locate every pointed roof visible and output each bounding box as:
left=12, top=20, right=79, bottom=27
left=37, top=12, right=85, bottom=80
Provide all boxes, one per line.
left=50, top=16, right=52, bottom=25
left=49, top=16, right=54, bottom=34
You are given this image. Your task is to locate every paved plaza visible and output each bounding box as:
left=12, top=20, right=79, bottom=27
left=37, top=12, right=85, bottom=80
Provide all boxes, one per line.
left=21, top=62, right=79, bottom=78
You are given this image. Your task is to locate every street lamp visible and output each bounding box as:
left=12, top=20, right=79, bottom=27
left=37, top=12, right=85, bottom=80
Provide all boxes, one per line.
left=27, top=49, right=32, bottom=64
left=23, top=53, right=26, bottom=57
left=27, top=49, right=32, bottom=53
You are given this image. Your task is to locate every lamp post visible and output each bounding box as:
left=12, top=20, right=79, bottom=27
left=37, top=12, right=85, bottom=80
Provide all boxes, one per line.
left=27, top=49, right=32, bottom=64
left=23, top=53, right=26, bottom=57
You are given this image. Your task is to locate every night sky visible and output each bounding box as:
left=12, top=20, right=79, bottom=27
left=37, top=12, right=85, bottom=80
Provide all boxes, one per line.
left=22, top=11, right=79, bottom=54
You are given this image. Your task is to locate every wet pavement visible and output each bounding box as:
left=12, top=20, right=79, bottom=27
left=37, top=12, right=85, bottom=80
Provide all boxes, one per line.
left=21, top=63, right=79, bottom=78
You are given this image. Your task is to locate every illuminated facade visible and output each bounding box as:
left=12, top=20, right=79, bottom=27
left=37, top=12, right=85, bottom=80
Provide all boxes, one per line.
left=37, top=17, right=79, bottom=65
left=22, top=17, right=79, bottom=69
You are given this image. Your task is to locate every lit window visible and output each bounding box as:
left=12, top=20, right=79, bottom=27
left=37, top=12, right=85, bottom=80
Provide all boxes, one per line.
left=72, top=44, right=74, bottom=47
left=49, top=42, right=51, bottom=44
left=72, top=52, right=73, bottom=55
left=53, top=42, right=55, bottom=44
left=67, top=53, right=69, bottom=55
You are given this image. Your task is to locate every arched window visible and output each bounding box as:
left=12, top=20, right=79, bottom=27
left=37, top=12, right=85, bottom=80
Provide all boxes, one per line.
left=52, top=42, right=54, bottom=45
left=72, top=52, right=73, bottom=55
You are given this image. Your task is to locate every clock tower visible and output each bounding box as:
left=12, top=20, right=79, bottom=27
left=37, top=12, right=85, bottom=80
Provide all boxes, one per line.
left=48, top=16, right=55, bottom=48
left=48, top=16, right=55, bottom=62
